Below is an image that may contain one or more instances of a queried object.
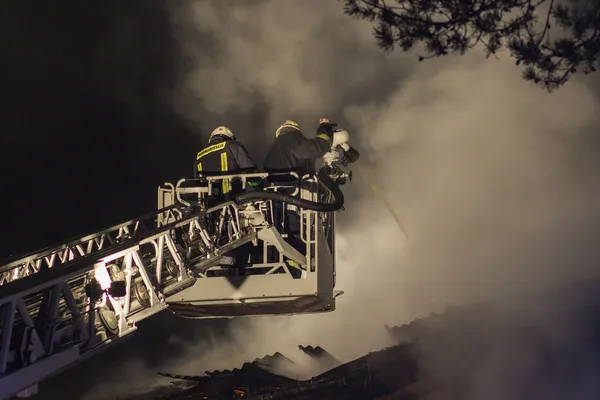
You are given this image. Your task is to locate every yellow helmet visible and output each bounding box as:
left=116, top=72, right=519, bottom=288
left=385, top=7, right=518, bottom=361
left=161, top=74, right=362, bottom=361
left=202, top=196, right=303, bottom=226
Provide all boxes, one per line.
left=275, top=120, right=300, bottom=137
left=209, top=126, right=235, bottom=141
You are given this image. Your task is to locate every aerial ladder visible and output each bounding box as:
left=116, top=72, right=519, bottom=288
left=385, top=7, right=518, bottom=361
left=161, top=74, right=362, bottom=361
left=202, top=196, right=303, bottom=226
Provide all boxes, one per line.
left=0, top=130, right=358, bottom=400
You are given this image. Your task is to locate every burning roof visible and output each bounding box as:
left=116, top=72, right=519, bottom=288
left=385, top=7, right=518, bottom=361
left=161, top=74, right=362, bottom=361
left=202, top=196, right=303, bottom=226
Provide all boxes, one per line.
left=124, top=285, right=600, bottom=400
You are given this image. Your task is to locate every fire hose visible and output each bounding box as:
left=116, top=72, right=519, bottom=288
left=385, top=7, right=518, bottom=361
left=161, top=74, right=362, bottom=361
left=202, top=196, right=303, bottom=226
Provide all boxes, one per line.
left=234, top=166, right=344, bottom=212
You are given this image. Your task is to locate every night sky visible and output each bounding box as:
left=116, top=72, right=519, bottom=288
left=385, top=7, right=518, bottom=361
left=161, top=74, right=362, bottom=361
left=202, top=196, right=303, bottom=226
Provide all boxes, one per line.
left=0, top=0, right=202, bottom=260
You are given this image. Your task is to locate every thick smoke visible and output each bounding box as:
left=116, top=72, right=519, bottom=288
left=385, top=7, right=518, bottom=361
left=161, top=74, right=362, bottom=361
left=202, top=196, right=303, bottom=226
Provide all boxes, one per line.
left=85, top=0, right=600, bottom=398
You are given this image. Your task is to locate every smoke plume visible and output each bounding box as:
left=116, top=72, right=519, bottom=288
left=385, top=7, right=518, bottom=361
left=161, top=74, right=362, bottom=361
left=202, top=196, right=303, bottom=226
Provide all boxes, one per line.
left=83, top=0, right=600, bottom=398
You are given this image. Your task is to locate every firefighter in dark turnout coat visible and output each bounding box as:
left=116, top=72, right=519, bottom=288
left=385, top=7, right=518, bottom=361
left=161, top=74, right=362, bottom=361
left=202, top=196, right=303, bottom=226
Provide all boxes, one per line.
left=194, top=125, right=258, bottom=267
left=262, top=118, right=336, bottom=277
left=194, top=126, right=258, bottom=195
left=262, top=119, right=335, bottom=174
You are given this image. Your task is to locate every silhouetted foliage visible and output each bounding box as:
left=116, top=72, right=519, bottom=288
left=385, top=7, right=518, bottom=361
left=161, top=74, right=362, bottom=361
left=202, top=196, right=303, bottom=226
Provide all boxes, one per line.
left=342, top=0, right=600, bottom=91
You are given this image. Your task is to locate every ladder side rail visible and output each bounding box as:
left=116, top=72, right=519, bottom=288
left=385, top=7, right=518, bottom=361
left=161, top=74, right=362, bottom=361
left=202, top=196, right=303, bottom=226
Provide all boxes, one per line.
left=0, top=207, right=201, bottom=306
left=0, top=204, right=184, bottom=285
left=194, top=171, right=270, bottom=182
left=1, top=196, right=253, bottom=310
left=1, top=202, right=182, bottom=269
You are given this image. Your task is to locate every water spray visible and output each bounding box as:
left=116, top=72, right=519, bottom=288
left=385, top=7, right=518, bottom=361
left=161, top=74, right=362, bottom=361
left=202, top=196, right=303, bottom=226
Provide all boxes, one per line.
left=355, top=164, right=410, bottom=244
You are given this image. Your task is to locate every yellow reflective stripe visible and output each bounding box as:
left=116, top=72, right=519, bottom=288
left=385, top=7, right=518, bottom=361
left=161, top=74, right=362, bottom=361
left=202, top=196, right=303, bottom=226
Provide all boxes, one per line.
left=220, top=152, right=230, bottom=193
left=197, top=162, right=202, bottom=173
left=286, top=259, right=302, bottom=270
left=316, top=134, right=330, bottom=141
left=197, top=142, right=226, bottom=160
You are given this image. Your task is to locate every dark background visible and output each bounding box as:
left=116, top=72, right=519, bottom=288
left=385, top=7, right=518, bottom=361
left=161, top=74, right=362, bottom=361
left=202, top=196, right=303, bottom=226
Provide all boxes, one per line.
left=0, top=0, right=202, bottom=260
left=0, top=1, right=231, bottom=398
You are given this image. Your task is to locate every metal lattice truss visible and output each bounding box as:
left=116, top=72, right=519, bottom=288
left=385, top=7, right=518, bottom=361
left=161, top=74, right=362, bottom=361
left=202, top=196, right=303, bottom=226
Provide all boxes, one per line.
left=0, top=172, right=344, bottom=400
left=0, top=203, right=192, bottom=399
left=0, top=214, right=155, bottom=286
left=0, top=201, right=257, bottom=399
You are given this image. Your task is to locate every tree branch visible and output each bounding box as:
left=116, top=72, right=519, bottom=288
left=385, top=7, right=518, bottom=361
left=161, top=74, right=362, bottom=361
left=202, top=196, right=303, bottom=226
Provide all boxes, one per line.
left=342, top=0, right=600, bottom=91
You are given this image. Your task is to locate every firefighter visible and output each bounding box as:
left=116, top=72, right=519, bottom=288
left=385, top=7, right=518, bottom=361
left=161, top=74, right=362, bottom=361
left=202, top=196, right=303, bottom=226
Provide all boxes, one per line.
left=194, top=125, right=258, bottom=196
left=194, top=125, right=258, bottom=267
left=262, top=118, right=335, bottom=174
left=262, top=118, right=336, bottom=278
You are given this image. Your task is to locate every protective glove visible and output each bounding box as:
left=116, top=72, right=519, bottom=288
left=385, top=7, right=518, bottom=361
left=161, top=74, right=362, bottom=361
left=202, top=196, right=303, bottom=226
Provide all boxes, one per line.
left=247, top=178, right=264, bottom=190
left=323, top=149, right=342, bottom=166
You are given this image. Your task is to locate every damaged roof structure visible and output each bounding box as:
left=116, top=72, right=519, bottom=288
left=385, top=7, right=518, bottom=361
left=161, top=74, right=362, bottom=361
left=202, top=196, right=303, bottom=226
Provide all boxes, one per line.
left=126, top=343, right=420, bottom=400
left=124, top=282, right=600, bottom=400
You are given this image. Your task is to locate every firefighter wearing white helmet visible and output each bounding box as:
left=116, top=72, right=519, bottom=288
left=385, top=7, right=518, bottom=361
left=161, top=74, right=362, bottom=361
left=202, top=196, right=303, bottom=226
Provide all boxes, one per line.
left=263, top=118, right=337, bottom=278
left=264, top=118, right=335, bottom=174
left=195, top=126, right=259, bottom=268
left=194, top=125, right=257, bottom=194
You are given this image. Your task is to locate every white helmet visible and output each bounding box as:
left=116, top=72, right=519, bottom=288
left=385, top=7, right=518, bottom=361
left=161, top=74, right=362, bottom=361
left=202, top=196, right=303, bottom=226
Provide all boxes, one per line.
left=275, top=120, right=300, bottom=137
left=209, top=126, right=235, bottom=141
